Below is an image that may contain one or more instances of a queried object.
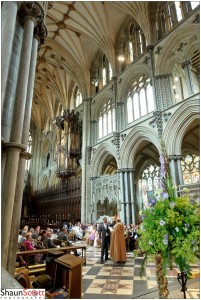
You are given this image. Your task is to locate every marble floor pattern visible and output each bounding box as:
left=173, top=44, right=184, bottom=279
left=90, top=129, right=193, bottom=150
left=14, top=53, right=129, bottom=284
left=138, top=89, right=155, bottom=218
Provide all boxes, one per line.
left=75, top=243, right=200, bottom=299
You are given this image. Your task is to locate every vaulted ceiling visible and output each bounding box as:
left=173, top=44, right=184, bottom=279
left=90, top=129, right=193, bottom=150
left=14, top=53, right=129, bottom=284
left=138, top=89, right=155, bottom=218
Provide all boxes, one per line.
left=32, top=1, right=159, bottom=130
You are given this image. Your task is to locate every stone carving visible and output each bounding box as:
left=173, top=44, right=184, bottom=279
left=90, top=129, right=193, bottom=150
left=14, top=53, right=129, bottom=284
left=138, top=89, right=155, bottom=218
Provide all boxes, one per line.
left=87, top=146, right=92, bottom=165
left=163, top=112, right=172, bottom=122
left=153, top=110, right=163, bottom=137
left=121, top=133, right=126, bottom=141
left=111, top=132, right=120, bottom=154
left=93, top=175, right=118, bottom=203
left=18, top=2, right=47, bottom=45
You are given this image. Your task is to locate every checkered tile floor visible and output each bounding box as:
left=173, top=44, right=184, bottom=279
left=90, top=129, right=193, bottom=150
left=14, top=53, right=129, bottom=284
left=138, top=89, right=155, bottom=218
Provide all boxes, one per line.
left=76, top=243, right=200, bottom=299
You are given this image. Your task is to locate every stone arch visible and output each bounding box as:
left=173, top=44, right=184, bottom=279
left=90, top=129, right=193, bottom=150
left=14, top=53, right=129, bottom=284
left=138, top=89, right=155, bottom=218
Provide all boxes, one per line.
left=90, top=142, right=118, bottom=177
left=155, top=24, right=199, bottom=75
left=117, top=64, right=152, bottom=103
left=164, top=99, right=199, bottom=155
left=120, top=125, right=161, bottom=168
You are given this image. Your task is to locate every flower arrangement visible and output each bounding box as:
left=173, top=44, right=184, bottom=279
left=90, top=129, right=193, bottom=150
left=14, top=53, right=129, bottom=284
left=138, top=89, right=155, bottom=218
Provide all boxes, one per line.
left=135, top=154, right=200, bottom=298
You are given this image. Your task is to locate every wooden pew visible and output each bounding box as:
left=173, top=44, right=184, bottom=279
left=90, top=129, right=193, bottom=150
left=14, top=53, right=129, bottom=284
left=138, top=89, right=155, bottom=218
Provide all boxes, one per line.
left=16, top=245, right=87, bottom=266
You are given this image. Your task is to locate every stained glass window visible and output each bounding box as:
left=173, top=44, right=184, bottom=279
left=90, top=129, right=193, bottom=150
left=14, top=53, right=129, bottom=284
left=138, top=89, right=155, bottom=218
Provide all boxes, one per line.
left=139, top=164, right=160, bottom=208
left=181, top=154, right=200, bottom=184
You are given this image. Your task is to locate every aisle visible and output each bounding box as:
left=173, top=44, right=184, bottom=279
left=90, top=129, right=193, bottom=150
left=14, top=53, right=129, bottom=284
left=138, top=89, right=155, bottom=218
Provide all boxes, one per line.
left=77, top=243, right=199, bottom=299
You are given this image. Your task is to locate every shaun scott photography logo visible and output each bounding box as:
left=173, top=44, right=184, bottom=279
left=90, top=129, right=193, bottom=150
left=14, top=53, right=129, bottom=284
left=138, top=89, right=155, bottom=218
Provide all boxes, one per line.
left=0, top=289, right=46, bottom=299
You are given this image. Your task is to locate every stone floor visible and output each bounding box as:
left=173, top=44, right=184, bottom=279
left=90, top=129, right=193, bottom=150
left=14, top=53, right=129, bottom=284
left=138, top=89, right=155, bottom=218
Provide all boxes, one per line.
left=75, top=243, right=199, bottom=299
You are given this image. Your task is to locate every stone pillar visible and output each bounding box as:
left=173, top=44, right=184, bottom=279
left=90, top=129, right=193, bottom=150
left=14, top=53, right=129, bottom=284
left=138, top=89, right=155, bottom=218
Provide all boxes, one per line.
left=7, top=36, right=39, bottom=275
left=119, top=170, right=125, bottom=224
left=1, top=1, right=18, bottom=111
left=129, top=169, right=136, bottom=225
left=147, top=45, right=158, bottom=109
left=81, top=98, right=91, bottom=223
left=90, top=120, right=97, bottom=146
left=90, top=177, right=94, bottom=223
left=182, top=61, right=194, bottom=96
left=1, top=20, right=23, bottom=183
left=1, top=2, right=47, bottom=271
left=176, top=155, right=184, bottom=185
left=169, top=156, right=177, bottom=185
left=124, top=170, right=130, bottom=225
left=169, top=155, right=183, bottom=186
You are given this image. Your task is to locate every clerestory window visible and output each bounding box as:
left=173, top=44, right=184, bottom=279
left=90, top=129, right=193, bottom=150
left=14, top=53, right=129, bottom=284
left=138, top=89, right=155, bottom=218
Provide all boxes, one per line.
left=25, top=132, right=32, bottom=171
left=126, top=75, right=155, bottom=123
left=157, top=2, right=199, bottom=40
left=128, top=22, right=146, bottom=63
left=75, top=90, right=82, bottom=107
left=102, top=54, right=113, bottom=86
left=98, top=99, right=115, bottom=139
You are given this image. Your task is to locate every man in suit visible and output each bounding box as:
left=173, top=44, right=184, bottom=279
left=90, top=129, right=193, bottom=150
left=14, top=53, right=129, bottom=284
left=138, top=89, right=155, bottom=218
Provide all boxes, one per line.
left=99, top=217, right=112, bottom=263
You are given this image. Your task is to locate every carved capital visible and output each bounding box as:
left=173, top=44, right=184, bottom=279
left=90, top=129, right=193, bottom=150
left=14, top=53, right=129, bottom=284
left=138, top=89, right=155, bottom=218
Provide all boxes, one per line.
left=18, top=2, right=47, bottom=45
left=3, top=142, right=26, bottom=152
left=168, top=155, right=182, bottom=161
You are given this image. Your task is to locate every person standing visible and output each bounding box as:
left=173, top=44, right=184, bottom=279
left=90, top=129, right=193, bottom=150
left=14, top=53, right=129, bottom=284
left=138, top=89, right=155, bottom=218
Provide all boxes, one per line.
left=110, top=218, right=127, bottom=263
left=99, top=217, right=111, bottom=263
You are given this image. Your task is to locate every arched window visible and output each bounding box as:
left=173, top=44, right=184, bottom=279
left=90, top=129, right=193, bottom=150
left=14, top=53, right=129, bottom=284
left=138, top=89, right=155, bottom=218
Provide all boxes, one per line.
left=46, top=153, right=50, bottom=168
left=102, top=67, right=107, bottom=86
left=129, top=41, right=134, bottom=63
left=139, top=164, right=160, bottom=209
left=98, top=99, right=115, bottom=139
left=157, top=2, right=199, bottom=40
left=25, top=133, right=32, bottom=171
left=126, top=76, right=154, bottom=123
left=75, top=90, right=82, bottom=107
left=181, top=154, right=200, bottom=184
left=128, top=22, right=146, bottom=63
left=102, top=54, right=112, bottom=86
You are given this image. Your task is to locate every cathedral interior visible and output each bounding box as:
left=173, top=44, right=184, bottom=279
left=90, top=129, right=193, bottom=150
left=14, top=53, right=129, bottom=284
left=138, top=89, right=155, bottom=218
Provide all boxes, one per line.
left=1, top=1, right=200, bottom=298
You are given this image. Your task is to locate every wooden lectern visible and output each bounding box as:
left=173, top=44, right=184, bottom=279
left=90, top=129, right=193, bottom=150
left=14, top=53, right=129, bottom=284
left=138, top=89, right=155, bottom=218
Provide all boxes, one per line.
left=54, top=254, right=82, bottom=298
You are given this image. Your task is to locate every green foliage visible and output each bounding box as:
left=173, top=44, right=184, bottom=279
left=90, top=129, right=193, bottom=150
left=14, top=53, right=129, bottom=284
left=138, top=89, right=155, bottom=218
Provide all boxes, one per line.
left=137, top=188, right=200, bottom=276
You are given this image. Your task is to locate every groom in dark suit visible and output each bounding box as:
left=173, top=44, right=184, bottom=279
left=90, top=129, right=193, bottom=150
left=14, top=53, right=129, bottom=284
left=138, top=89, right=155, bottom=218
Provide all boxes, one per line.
left=99, top=216, right=113, bottom=263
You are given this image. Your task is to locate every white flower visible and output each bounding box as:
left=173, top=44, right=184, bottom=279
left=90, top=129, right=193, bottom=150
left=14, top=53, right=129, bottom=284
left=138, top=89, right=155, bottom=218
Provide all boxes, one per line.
left=175, top=227, right=179, bottom=232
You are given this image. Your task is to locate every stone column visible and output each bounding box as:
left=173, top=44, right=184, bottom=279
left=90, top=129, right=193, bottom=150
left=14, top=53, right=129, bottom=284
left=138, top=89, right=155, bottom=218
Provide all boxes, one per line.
left=7, top=36, right=39, bottom=275
left=169, top=155, right=183, bottom=186
left=90, top=177, right=94, bottom=223
left=176, top=155, right=184, bottom=185
left=81, top=98, right=91, bottom=223
left=124, top=170, right=130, bottom=225
left=1, top=20, right=23, bottom=183
left=1, top=2, right=47, bottom=270
left=169, top=156, right=177, bottom=185
left=147, top=45, right=158, bottom=109
left=129, top=169, right=136, bottom=224
left=182, top=61, right=194, bottom=96
left=1, top=1, right=18, bottom=111
left=119, top=169, right=125, bottom=224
